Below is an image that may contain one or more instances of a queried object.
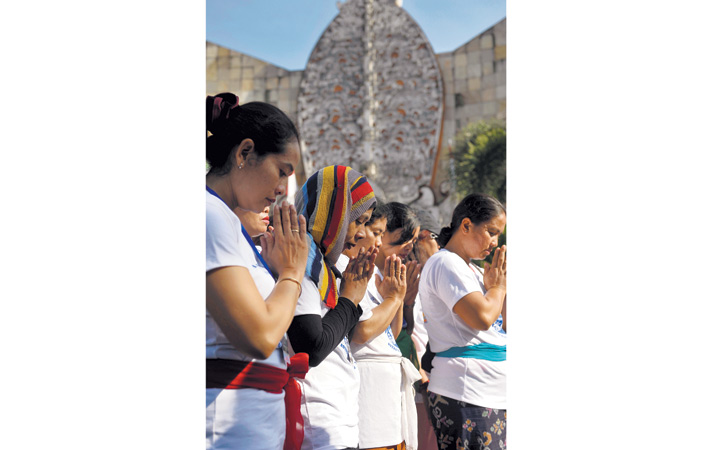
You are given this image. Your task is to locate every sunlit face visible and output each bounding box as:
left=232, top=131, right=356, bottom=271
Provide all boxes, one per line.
left=234, top=205, right=270, bottom=237
left=236, top=139, right=300, bottom=213
left=343, top=209, right=373, bottom=252
left=377, top=226, right=420, bottom=267
left=343, top=217, right=387, bottom=259
left=467, top=212, right=506, bottom=260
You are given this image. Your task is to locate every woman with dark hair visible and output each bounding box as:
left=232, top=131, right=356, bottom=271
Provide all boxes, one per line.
left=287, top=165, right=379, bottom=450
left=338, top=199, right=388, bottom=269
left=350, top=202, right=423, bottom=450
left=205, top=93, right=311, bottom=449
left=407, top=207, right=441, bottom=450
left=420, top=193, right=507, bottom=450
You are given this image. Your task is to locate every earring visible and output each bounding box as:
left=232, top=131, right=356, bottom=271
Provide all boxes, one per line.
left=238, top=162, right=244, bottom=169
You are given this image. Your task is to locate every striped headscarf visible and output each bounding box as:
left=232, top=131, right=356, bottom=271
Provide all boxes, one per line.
left=294, top=165, right=376, bottom=309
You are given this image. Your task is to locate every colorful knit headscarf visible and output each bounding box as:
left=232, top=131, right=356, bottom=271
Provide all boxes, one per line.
left=294, top=165, right=376, bottom=309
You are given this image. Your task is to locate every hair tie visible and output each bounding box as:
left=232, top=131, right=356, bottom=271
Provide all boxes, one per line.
left=207, top=93, right=239, bottom=133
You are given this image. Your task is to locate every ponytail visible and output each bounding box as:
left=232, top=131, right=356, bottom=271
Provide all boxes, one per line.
left=206, top=93, right=299, bottom=176
left=436, top=225, right=453, bottom=248
left=441, top=194, right=505, bottom=246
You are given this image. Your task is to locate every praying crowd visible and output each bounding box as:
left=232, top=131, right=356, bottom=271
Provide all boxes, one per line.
left=206, top=93, right=507, bottom=450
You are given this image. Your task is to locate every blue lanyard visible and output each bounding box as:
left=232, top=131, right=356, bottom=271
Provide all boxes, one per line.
left=206, top=186, right=275, bottom=279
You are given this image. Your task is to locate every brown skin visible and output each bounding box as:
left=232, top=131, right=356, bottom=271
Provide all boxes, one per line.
left=352, top=226, right=420, bottom=344
left=371, top=227, right=420, bottom=338
left=206, top=140, right=310, bottom=359
left=348, top=224, right=419, bottom=345
left=234, top=205, right=271, bottom=237
left=342, top=210, right=371, bottom=253
left=374, top=227, right=419, bottom=269
left=405, top=229, right=438, bottom=336
left=351, top=254, right=407, bottom=344
left=447, top=213, right=507, bottom=331
left=501, top=296, right=507, bottom=333
left=341, top=245, right=379, bottom=306
left=401, top=260, right=421, bottom=335
left=343, top=217, right=387, bottom=259
left=413, top=229, right=440, bottom=266
left=207, top=138, right=299, bottom=213
left=338, top=209, right=379, bottom=305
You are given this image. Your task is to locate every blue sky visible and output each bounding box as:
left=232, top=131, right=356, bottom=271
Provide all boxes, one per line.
left=207, top=0, right=507, bottom=70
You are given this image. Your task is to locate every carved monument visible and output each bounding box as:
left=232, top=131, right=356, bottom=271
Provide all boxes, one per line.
left=297, top=0, right=444, bottom=203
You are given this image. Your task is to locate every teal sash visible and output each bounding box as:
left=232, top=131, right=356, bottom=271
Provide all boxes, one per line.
left=436, top=343, right=506, bottom=362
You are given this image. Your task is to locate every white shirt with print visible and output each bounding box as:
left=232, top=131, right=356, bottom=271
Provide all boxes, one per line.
left=290, top=273, right=361, bottom=450
left=205, top=191, right=287, bottom=450
left=350, top=266, right=405, bottom=447
left=419, top=249, right=506, bottom=409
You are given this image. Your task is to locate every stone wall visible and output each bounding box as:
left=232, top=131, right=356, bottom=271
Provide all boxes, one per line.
left=206, top=42, right=306, bottom=181
left=206, top=43, right=302, bottom=125
left=206, top=15, right=506, bottom=223
left=431, top=17, right=506, bottom=209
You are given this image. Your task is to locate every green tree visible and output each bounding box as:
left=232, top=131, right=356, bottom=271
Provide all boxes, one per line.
left=453, top=120, right=506, bottom=205
left=452, top=120, right=507, bottom=267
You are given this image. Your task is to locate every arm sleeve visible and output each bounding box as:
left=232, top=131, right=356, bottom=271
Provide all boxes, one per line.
left=288, top=297, right=363, bottom=367
left=206, top=196, right=250, bottom=272
left=430, top=253, right=483, bottom=310
left=421, top=341, right=436, bottom=374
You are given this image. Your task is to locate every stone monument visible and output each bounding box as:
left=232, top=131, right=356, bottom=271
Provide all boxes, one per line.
left=297, top=0, right=444, bottom=203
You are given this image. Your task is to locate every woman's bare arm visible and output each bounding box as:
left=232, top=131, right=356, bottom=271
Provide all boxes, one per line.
left=207, top=266, right=301, bottom=359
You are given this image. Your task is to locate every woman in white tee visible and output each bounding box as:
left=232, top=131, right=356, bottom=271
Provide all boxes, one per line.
left=419, top=194, right=507, bottom=450
left=205, top=93, right=310, bottom=450
left=350, top=202, right=422, bottom=450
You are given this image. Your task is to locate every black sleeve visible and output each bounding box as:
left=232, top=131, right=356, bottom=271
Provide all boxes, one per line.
left=288, top=297, right=363, bottom=367
left=421, top=341, right=436, bottom=373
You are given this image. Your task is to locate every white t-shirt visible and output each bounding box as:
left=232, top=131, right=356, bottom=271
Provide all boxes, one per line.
left=205, top=191, right=287, bottom=368
left=411, top=293, right=429, bottom=363
left=350, top=267, right=404, bottom=447
left=351, top=266, right=402, bottom=359
left=419, top=249, right=506, bottom=409
left=290, top=274, right=361, bottom=450
left=410, top=293, right=429, bottom=405
left=334, top=253, right=349, bottom=273
left=205, top=191, right=286, bottom=450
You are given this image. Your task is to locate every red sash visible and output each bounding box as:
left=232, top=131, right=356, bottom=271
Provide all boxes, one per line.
left=206, top=353, right=310, bottom=450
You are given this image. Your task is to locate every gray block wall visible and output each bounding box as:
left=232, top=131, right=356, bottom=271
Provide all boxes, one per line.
left=206, top=17, right=506, bottom=203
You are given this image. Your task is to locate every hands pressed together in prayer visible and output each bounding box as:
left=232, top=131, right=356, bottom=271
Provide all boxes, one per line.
left=260, top=202, right=310, bottom=280
left=341, top=246, right=379, bottom=305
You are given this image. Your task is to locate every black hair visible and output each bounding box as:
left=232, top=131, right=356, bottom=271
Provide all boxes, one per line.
left=382, top=202, right=420, bottom=246
left=437, top=194, right=506, bottom=248
left=365, top=198, right=386, bottom=227
left=206, top=93, right=300, bottom=176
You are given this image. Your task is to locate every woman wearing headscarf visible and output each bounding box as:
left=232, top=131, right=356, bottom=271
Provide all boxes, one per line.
left=286, top=165, right=379, bottom=450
